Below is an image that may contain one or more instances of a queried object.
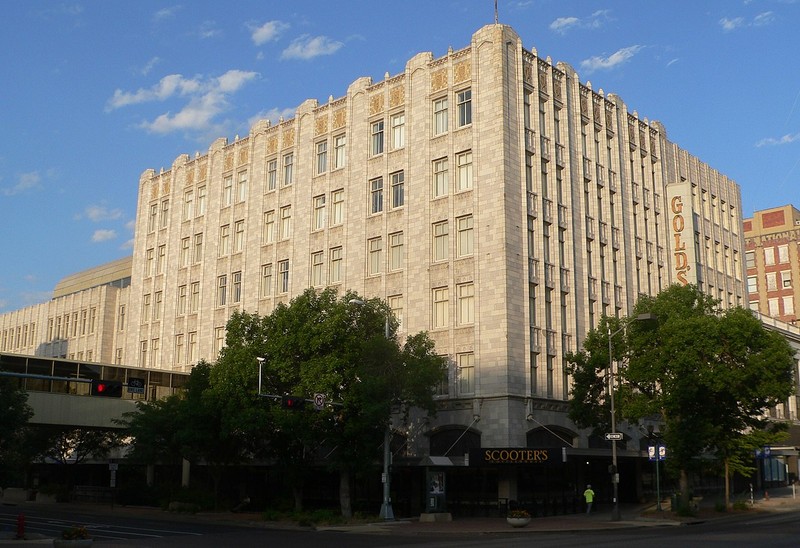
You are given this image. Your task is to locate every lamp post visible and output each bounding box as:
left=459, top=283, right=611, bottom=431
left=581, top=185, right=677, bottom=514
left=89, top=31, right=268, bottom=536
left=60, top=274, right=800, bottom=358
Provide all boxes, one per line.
left=349, top=298, right=394, bottom=521
left=607, top=322, right=624, bottom=522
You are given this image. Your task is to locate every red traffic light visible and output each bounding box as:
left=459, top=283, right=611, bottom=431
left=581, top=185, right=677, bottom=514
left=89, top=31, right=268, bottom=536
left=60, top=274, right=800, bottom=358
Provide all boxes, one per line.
left=281, top=396, right=305, bottom=409
left=91, top=379, right=123, bottom=398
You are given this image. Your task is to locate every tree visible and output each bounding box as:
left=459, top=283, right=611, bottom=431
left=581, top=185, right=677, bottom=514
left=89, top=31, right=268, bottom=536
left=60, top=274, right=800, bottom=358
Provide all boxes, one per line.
left=567, top=284, right=795, bottom=510
left=0, top=377, right=33, bottom=485
left=209, top=288, right=445, bottom=517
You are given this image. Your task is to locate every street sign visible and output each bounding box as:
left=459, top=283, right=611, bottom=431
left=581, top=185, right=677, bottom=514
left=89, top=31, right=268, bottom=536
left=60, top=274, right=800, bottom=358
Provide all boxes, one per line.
left=127, top=377, right=145, bottom=394
left=648, top=445, right=667, bottom=461
left=314, top=393, right=326, bottom=411
left=605, top=432, right=623, bottom=441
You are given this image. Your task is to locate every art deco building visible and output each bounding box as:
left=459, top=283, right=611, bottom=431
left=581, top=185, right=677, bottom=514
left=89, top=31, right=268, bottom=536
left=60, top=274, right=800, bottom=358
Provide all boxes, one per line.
left=744, top=205, right=800, bottom=323
left=1, top=25, right=749, bottom=502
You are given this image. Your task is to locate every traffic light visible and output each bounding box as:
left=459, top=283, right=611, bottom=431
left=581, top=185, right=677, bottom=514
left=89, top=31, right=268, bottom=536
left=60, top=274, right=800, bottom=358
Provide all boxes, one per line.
left=281, top=395, right=305, bottom=409
left=91, top=379, right=123, bottom=398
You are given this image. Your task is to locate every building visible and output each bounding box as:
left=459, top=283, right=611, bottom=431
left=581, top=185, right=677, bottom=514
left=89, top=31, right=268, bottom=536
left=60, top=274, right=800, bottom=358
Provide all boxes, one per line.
left=1, top=25, right=754, bottom=508
left=744, top=204, right=800, bottom=323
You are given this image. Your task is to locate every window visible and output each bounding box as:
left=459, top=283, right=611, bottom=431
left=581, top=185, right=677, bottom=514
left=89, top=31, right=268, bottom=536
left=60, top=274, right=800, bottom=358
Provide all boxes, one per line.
left=391, top=112, right=405, bottom=149
left=747, top=276, right=758, bottom=294
left=456, top=150, right=473, bottom=191
left=389, top=232, right=404, bottom=271
left=261, top=264, right=273, bottom=297
left=149, top=338, right=158, bottom=368
left=148, top=203, right=158, bottom=232
left=139, top=340, right=148, bottom=368
left=180, top=237, right=190, bottom=267
left=783, top=271, right=793, bottom=288
left=267, top=159, right=277, bottom=191
left=765, top=247, right=775, bottom=266
left=456, top=89, right=472, bottom=127
left=215, top=327, right=225, bottom=356
left=388, top=294, right=403, bottom=329
left=316, top=141, right=328, bottom=174
left=784, top=296, right=795, bottom=315
left=433, top=221, right=449, bottom=261
left=433, top=158, right=449, bottom=197
left=368, top=237, right=382, bottom=275
left=311, top=251, right=324, bottom=286
left=283, top=153, right=294, bottom=186
left=190, top=282, right=200, bottom=313
left=234, top=220, right=245, bottom=252
left=458, top=352, right=475, bottom=394
left=117, top=305, right=126, bottom=330
left=142, top=294, right=151, bottom=323
left=232, top=271, right=242, bottom=303
left=237, top=171, right=248, bottom=202
left=370, top=177, right=384, bottom=214
left=157, top=245, right=166, bottom=274
left=457, top=283, right=474, bottom=324
left=153, top=291, right=163, bottom=321
left=197, top=186, right=207, bottom=215
left=313, top=195, right=326, bottom=230
left=193, top=233, right=203, bottom=263
left=767, top=272, right=777, bottom=291
left=334, top=134, right=347, bottom=168
left=433, top=287, right=449, bottom=328
left=331, top=189, right=344, bottom=225
left=745, top=251, right=755, bottom=269
left=263, top=210, right=275, bottom=243
left=175, top=334, right=184, bottom=366
left=177, top=284, right=187, bottom=315
left=779, top=244, right=790, bottom=263
left=391, top=171, right=404, bottom=208
left=217, top=275, right=228, bottom=306
left=433, top=97, right=448, bottom=135
left=219, top=224, right=231, bottom=256
left=145, top=248, right=154, bottom=276
left=160, top=200, right=169, bottom=228
left=280, top=206, right=292, bottom=239
left=183, top=190, right=194, bottom=220
left=188, top=332, right=197, bottom=363
left=278, top=259, right=289, bottom=293
left=457, top=215, right=474, bottom=257
left=330, top=247, right=342, bottom=283
left=371, top=120, right=384, bottom=155
left=769, top=298, right=779, bottom=316
left=223, top=175, right=233, bottom=206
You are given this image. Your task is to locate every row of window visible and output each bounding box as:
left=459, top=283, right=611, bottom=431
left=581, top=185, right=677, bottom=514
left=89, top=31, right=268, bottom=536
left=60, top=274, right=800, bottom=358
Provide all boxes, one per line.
left=747, top=270, right=793, bottom=293
left=1, top=322, right=36, bottom=351
left=44, top=309, right=97, bottom=341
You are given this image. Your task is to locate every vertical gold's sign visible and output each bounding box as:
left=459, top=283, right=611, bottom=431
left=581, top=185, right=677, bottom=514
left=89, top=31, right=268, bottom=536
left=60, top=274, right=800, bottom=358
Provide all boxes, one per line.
left=665, top=183, right=697, bottom=286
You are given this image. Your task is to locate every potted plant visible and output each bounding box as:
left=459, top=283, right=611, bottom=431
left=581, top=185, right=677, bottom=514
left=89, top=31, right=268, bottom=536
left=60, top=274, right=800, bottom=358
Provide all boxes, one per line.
left=506, top=508, right=532, bottom=527
left=53, top=525, right=92, bottom=547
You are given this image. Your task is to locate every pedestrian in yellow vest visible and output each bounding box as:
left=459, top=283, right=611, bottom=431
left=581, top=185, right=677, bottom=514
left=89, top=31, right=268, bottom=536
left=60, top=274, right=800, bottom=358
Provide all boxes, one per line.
left=584, top=484, right=595, bottom=514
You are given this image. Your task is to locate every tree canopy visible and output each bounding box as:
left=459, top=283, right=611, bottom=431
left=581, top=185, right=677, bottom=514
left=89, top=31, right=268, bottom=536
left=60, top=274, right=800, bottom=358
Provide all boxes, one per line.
left=566, top=284, right=795, bottom=508
left=0, top=377, right=33, bottom=485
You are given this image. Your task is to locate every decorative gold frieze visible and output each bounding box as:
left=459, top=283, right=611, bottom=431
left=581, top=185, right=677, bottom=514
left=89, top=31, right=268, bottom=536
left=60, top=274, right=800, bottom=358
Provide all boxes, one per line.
left=315, top=116, right=328, bottom=136
left=282, top=127, right=295, bottom=148
left=389, top=86, right=404, bottom=108
left=199, top=162, right=207, bottom=181
left=186, top=169, right=195, bottom=186
left=538, top=70, right=548, bottom=94
left=523, top=62, right=533, bottom=85
left=267, top=136, right=278, bottom=155
left=238, top=147, right=249, bottom=165
left=369, top=94, right=385, bottom=116
left=454, top=60, right=471, bottom=83
left=224, top=153, right=234, bottom=171
left=150, top=180, right=159, bottom=199
left=431, top=69, right=448, bottom=92
left=332, top=108, right=346, bottom=129
left=162, top=180, right=170, bottom=195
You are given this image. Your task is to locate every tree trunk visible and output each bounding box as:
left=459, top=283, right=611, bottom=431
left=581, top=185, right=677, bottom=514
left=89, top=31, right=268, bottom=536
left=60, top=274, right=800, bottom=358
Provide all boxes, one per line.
left=293, top=485, right=303, bottom=512
left=679, top=468, right=690, bottom=511
left=339, top=469, right=352, bottom=518
left=724, top=458, right=731, bottom=509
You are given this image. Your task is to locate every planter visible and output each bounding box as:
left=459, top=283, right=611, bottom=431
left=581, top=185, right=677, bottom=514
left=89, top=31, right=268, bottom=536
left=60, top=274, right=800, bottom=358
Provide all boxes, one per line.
left=506, top=516, right=531, bottom=528
left=53, top=540, right=93, bottom=547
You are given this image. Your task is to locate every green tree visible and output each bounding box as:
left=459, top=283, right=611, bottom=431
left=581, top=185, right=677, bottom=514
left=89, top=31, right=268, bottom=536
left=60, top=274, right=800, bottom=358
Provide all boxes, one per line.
left=209, top=288, right=445, bottom=517
left=567, top=284, right=795, bottom=510
left=0, top=377, right=34, bottom=485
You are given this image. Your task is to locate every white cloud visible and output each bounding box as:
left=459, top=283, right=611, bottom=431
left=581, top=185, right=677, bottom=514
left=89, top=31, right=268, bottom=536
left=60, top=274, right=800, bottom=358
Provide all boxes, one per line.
left=755, top=133, right=800, bottom=147
left=550, top=10, right=611, bottom=34
left=92, top=229, right=117, bottom=242
left=248, top=107, right=297, bottom=128
left=250, top=20, right=289, bottom=45
left=106, top=74, right=203, bottom=110
left=719, top=17, right=745, bottom=31
left=121, top=238, right=135, bottom=250
left=84, top=204, right=123, bottom=222
left=754, top=11, right=775, bottom=26
left=140, top=57, right=161, bottom=76
left=580, top=45, right=643, bottom=73
left=154, top=6, right=181, bottom=22
left=2, top=171, right=42, bottom=196
left=196, top=20, right=221, bottom=39
left=281, top=35, right=343, bottom=60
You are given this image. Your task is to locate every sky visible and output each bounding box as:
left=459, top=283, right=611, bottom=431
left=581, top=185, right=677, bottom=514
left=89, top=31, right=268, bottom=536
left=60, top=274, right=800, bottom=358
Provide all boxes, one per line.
left=1, top=0, right=800, bottom=313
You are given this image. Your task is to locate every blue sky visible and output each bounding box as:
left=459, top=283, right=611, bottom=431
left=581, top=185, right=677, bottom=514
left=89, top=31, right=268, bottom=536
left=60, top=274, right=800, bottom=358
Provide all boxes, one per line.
left=1, top=0, right=799, bottom=313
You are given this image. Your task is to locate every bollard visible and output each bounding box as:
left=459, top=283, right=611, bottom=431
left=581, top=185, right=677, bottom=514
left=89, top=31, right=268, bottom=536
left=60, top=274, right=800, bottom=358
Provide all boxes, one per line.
left=765, top=490, right=770, bottom=500
left=16, top=513, right=25, bottom=539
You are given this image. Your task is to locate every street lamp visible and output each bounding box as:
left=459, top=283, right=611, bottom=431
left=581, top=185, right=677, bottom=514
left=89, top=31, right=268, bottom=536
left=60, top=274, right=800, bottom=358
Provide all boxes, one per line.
left=349, top=298, right=394, bottom=521
left=607, top=313, right=655, bottom=522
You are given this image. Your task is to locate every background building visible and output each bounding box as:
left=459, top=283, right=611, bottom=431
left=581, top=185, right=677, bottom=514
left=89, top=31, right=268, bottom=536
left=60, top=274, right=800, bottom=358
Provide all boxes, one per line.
left=744, top=204, right=800, bottom=323
left=0, top=25, right=755, bottom=505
